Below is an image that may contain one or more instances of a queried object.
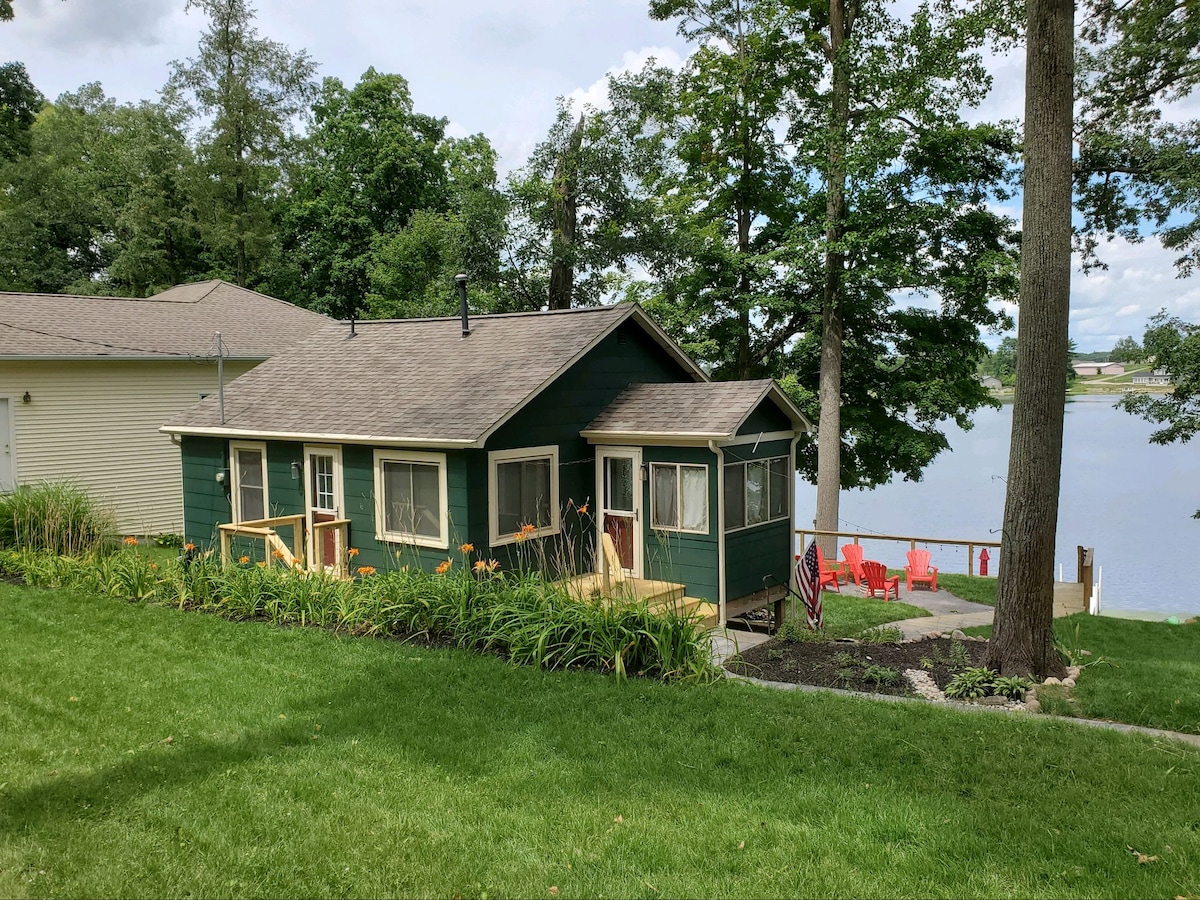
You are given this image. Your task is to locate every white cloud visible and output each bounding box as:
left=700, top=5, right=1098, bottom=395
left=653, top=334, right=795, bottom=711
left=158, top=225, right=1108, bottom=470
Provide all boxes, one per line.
left=565, top=45, right=685, bottom=112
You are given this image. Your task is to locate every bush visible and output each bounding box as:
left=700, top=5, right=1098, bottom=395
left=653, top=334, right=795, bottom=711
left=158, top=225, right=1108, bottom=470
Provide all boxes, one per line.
left=0, top=482, right=114, bottom=556
left=945, top=667, right=996, bottom=700
left=3, top=548, right=717, bottom=683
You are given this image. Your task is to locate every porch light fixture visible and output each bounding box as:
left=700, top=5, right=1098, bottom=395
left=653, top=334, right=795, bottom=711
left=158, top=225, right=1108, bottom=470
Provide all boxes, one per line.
left=21, top=392, right=30, bottom=404
left=215, top=468, right=228, bottom=484
left=291, top=460, right=302, bottom=480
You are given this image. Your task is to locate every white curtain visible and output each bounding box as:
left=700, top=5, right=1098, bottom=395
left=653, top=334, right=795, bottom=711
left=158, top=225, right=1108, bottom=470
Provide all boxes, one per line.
left=681, top=465, right=708, bottom=532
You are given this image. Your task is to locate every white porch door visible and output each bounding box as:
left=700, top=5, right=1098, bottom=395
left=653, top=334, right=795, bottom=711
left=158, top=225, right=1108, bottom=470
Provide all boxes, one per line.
left=596, top=448, right=642, bottom=578
left=0, top=398, right=12, bottom=490
left=304, top=445, right=343, bottom=570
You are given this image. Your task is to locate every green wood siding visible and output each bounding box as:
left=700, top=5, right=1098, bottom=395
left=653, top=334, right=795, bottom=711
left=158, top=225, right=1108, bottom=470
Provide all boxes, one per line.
left=722, top=438, right=794, bottom=602
left=181, top=436, right=230, bottom=549
left=736, top=397, right=795, bottom=435
left=485, top=320, right=696, bottom=575
left=641, top=445, right=719, bottom=603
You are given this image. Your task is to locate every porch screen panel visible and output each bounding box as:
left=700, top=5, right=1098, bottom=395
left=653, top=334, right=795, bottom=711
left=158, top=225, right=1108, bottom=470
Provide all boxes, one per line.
left=382, top=460, right=441, bottom=539
left=680, top=465, right=708, bottom=531
left=769, top=457, right=789, bottom=520
left=497, top=457, right=552, bottom=534
left=236, top=449, right=265, bottom=521
left=745, top=461, right=767, bottom=526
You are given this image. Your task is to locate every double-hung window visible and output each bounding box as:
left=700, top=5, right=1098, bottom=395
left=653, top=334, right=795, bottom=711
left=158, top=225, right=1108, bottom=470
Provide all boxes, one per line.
left=725, top=456, right=789, bottom=531
left=489, top=445, right=559, bottom=545
left=650, top=462, right=708, bottom=533
left=230, top=441, right=268, bottom=522
left=374, top=450, right=448, bottom=548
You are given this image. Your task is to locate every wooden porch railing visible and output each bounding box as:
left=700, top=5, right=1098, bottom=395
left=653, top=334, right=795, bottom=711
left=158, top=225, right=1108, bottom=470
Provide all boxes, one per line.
left=794, top=528, right=1002, bottom=577
left=219, top=514, right=304, bottom=569
left=312, top=519, right=351, bottom=577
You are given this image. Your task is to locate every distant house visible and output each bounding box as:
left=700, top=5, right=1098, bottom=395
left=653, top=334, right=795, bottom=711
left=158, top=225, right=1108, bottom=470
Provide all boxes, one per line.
left=979, top=375, right=1003, bottom=390
left=1131, top=369, right=1172, bottom=386
left=0, top=281, right=329, bottom=533
left=163, top=303, right=814, bottom=627
left=1071, top=361, right=1125, bottom=377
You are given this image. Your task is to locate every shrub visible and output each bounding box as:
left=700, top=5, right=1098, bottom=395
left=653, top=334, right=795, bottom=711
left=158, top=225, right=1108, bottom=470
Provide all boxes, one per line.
left=992, top=674, right=1033, bottom=701
left=0, top=482, right=114, bottom=556
left=862, top=664, right=901, bottom=686
left=860, top=625, right=902, bottom=644
left=945, top=667, right=996, bottom=700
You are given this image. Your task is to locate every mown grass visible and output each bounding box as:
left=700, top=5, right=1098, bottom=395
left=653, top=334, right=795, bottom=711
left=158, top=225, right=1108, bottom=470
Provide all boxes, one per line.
left=4, top=583, right=1199, bottom=898
left=936, top=573, right=998, bottom=606
left=790, top=590, right=929, bottom=639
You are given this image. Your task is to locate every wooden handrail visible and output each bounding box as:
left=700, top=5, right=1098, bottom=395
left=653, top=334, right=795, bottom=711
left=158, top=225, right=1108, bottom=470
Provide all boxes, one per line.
left=311, top=518, right=351, bottom=529
left=795, top=528, right=1002, bottom=577
left=235, top=514, right=305, bottom=529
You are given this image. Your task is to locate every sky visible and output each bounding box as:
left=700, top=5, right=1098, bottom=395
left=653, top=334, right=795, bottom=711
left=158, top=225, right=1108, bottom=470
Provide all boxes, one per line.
left=5, top=0, right=1199, bottom=351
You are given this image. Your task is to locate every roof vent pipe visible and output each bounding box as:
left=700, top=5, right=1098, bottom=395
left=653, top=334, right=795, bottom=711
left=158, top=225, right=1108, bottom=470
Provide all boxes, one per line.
left=455, top=273, right=470, bottom=337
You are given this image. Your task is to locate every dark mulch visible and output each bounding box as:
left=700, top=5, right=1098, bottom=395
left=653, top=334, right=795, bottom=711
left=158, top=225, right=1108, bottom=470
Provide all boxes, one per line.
left=726, top=636, right=988, bottom=696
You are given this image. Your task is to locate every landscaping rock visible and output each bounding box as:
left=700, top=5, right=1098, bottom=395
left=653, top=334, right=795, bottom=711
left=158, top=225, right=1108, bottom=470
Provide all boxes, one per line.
left=975, top=695, right=1009, bottom=706
left=1025, top=698, right=1041, bottom=713
left=1043, top=676, right=1062, bottom=686
left=950, top=629, right=967, bottom=640
left=1063, top=677, right=1076, bottom=688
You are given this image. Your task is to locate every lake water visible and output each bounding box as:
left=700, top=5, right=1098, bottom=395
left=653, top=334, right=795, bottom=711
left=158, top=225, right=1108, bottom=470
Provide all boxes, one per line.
left=794, top=394, right=1200, bottom=617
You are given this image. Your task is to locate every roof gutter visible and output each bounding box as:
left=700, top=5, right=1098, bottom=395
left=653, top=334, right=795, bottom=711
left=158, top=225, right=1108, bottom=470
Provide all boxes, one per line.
left=159, top=424, right=479, bottom=450
left=708, top=438, right=728, bottom=627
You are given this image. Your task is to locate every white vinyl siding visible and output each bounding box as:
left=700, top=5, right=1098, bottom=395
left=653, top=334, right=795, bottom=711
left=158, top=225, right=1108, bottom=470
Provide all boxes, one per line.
left=0, top=358, right=256, bottom=534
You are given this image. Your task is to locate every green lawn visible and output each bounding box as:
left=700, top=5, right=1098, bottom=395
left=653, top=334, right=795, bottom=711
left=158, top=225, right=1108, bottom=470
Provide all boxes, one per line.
left=797, top=590, right=929, bottom=638
left=937, top=573, right=998, bottom=605
left=3, top=584, right=1199, bottom=898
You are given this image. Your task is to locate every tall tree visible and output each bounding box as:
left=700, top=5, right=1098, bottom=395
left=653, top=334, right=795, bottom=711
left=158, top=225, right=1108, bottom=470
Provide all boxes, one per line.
left=1111, top=335, right=1144, bottom=363
left=165, top=0, right=316, bottom=288
left=644, top=0, right=1018, bottom=500
left=985, top=0, right=1074, bottom=679
left=0, top=62, right=43, bottom=160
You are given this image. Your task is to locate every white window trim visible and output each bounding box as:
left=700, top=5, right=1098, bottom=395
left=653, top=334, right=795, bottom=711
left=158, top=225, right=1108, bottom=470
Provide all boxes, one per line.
left=488, top=444, right=560, bottom=547
left=649, top=461, right=710, bottom=535
left=229, top=440, right=269, bottom=523
left=373, top=449, right=450, bottom=550
left=724, top=456, right=791, bottom=534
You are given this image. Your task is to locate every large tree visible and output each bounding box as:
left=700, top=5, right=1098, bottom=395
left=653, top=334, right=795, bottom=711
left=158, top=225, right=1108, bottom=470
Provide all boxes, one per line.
left=165, top=0, right=316, bottom=288
left=643, top=0, right=1018, bottom=506
left=985, top=0, right=1074, bottom=679
left=0, top=62, right=43, bottom=161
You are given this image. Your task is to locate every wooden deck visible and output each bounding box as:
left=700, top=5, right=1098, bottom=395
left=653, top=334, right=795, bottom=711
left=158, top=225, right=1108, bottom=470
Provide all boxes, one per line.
left=556, top=574, right=719, bottom=628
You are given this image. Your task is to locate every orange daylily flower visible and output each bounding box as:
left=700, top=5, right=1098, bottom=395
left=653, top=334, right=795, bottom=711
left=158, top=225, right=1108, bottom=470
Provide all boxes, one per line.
left=238, top=555, right=250, bottom=564
left=577, top=503, right=589, bottom=515
left=123, top=536, right=138, bottom=546
left=472, top=559, right=487, bottom=573
left=356, top=565, right=376, bottom=576
left=347, top=547, right=360, bottom=558
left=459, top=542, right=474, bottom=554
left=256, top=561, right=267, bottom=568
left=272, top=548, right=287, bottom=560
left=435, top=559, right=453, bottom=575
left=184, top=542, right=196, bottom=552
left=486, top=559, right=500, bottom=572
left=521, top=523, right=537, bottom=534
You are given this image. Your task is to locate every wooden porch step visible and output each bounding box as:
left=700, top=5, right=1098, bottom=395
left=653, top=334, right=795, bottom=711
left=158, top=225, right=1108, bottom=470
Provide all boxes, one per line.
left=648, top=595, right=719, bottom=629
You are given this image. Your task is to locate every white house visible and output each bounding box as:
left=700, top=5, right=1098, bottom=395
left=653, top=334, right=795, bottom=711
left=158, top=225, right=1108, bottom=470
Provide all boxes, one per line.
left=0, top=280, right=328, bottom=534
left=1071, top=360, right=1126, bottom=377
left=1131, top=369, right=1172, bottom=386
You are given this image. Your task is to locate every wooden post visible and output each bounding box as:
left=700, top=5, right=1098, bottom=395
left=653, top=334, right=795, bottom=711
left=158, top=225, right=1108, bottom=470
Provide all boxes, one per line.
left=1078, top=545, right=1094, bottom=608
left=968, top=543, right=974, bottom=577
left=220, top=528, right=231, bottom=570
left=293, top=519, right=303, bottom=568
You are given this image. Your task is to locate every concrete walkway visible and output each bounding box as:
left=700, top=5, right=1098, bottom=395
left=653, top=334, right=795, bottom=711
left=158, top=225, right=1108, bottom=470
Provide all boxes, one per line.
left=867, top=582, right=994, bottom=638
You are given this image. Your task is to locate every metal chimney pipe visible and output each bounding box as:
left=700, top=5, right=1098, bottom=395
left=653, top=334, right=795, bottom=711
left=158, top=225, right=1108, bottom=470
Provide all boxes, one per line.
left=455, top=274, right=470, bottom=337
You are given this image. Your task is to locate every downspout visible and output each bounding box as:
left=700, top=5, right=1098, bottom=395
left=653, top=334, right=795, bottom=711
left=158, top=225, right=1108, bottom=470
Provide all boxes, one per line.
left=788, top=430, right=803, bottom=600
left=708, top=439, right=727, bottom=626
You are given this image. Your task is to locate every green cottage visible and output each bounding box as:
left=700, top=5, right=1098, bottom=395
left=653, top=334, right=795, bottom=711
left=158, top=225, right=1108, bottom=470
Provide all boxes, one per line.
left=161, top=303, right=813, bottom=627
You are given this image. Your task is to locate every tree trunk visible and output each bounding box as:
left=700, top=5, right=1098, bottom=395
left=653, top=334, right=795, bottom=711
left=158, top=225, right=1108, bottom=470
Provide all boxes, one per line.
left=986, top=0, right=1073, bottom=679
left=814, top=0, right=852, bottom=557
left=548, top=115, right=584, bottom=310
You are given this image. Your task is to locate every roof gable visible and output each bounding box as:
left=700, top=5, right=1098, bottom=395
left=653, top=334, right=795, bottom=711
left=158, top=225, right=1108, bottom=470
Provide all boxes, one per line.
left=164, top=303, right=707, bottom=447
left=0, top=280, right=329, bottom=359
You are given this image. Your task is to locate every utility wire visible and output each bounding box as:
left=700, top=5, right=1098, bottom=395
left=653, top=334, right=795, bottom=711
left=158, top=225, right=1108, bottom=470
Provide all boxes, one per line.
left=0, top=320, right=193, bottom=358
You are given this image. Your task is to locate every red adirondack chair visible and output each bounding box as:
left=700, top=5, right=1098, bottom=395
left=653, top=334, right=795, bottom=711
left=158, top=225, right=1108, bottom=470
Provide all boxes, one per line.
left=814, top=545, right=843, bottom=592
left=841, top=543, right=866, bottom=586
left=861, top=560, right=900, bottom=602
left=905, top=548, right=938, bottom=592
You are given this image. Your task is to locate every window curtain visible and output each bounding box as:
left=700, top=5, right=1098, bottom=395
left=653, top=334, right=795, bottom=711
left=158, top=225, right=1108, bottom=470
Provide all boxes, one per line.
left=681, top=465, right=708, bottom=531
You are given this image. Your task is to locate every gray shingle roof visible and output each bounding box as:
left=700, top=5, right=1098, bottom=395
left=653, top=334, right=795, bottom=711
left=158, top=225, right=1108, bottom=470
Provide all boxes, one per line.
left=164, top=304, right=698, bottom=446
left=0, top=280, right=329, bottom=359
left=584, top=380, right=809, bottom=438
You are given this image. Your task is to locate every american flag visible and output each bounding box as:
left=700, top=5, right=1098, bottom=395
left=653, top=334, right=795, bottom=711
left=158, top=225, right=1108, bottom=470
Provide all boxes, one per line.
left=795, top=541, right=824, bottom=631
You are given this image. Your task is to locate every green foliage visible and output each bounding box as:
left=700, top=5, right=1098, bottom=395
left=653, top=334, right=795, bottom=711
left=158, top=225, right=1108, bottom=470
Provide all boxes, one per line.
left=780, top=592, right=929, bottom=642
left=948, top=639, right=972, bottom=668
left=862, top=664, right=901, bottom=686
left=860, top=625, right=903, bottom=645
left=1111, top=335, right=1144, bottom=363
left=0, top=62, right=44, bottom=161
left=944, top=666, right=996, bottom=700
left=0, top=482, right=114, bottom=556
left=2, top=548, right=716, bottom=683
left=992, top=674, right=1033, bottom=701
